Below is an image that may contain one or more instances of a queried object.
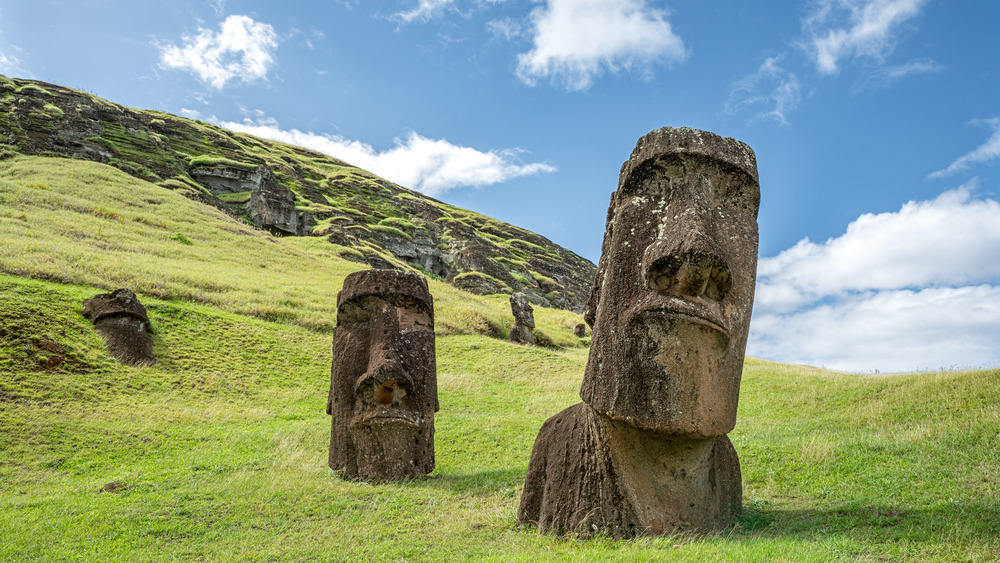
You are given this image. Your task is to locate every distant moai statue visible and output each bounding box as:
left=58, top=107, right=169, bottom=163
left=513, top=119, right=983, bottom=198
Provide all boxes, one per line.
left=82, top=288, right=155, bottom=366
left=328, top=269, right=438, bottom=480
left=518, top=127, right=761, bottom=537
left=509, top=292, right=535, bottom=345
left=573, top=323, right=586, bottom=338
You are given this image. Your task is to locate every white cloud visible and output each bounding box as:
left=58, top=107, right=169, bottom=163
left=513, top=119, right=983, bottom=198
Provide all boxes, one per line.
left=853, top=56, right=941, bottom=91
left=750, top=285, right=1000, bottom=373
left=217, top=118, right=556, bottom=197
left=803, top=0, right=927, bottom=75
left=515, top=0, right=686, bottom=91
left=725, top=57, right=803, bottom=125
left=157, top=15, right=279, bottom=90
left=749, top=183, right=1000, bottom=372
left=928, top=118, right=1000, bottom=180
left=394, top=0, right=456, bottom=24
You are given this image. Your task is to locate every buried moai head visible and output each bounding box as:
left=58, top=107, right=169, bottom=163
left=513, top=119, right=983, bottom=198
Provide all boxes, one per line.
left=82, top=288, right=155, bottom=366
left=580, top=127, right=760, bottom=438
left=328, top=269, right=438, bottom=480
left=509, top=292, right=535, bottom=345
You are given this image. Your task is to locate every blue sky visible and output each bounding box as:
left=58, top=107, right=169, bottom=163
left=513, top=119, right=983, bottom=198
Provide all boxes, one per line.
left=2, top=0, right=998, bottom=373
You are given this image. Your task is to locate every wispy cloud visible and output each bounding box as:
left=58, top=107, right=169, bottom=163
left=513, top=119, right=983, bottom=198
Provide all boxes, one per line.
left=0, top=48, right=26, bottom=77
left=515, top=0, right=686, bottom=91
left=749, top=182, right=1000, bottom=372
left=803, top=0, right=927, bottom=75
left=218, top=117, right=556, bottom=197
left=157, top=15, right=279, bottom=90
left=853, top=56, right=941, bottom=91
left=725, top=57, right=803, bottom=126
left=486, top=17, right=522, bottom=40
left=928, top=118, right=1000, bottom=180
left=0, top=16, right=28, bottom=77
left=394, top=0, right=457, bottom=25
left=207, top=0, right=227, bottom=18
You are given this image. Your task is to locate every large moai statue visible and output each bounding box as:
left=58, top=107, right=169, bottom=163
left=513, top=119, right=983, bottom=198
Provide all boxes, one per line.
left=327, top=269, right=439, bottom=481
left=518, top=127, right=760, bottom=537
left=82, top=288, right=155, bottom=366
left=509, top=292, right=536, bottom=345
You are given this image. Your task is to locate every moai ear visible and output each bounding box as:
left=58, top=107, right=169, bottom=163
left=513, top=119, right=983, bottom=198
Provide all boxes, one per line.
left=584, top=192, right=617, bottom=329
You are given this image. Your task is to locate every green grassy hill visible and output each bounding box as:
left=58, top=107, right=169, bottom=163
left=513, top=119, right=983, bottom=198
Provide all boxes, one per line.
left=2, top=152, right=999, bottom=558
left=0, top=75, right=596, bottom=313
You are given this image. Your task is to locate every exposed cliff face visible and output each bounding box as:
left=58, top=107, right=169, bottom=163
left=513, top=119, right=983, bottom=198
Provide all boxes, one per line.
left=0, top=75, right=596, bottom=311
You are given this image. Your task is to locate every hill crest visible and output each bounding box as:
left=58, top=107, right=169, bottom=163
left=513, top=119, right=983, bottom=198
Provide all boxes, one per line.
left=0, top=75, right=596, bottom=312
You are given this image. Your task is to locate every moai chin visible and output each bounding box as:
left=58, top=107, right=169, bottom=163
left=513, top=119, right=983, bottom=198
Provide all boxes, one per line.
left=327, top=269, right=438, bottom=481
left=518, top=127, right=760, bottom=537
left=509, top=292, right=535, bottom=345
left=82, top=288, right=155, bottom=366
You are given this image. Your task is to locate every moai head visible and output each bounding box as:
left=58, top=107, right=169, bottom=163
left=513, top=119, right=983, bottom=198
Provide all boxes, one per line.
left=510, top=292, right=535, bottom=329
left=82, top=288, right=155, bottom=366
left=579, top=127, right=760, bottom=438
left=328, top=269, right=438, bottom=480
left=509, top=292, right=536, bottom=345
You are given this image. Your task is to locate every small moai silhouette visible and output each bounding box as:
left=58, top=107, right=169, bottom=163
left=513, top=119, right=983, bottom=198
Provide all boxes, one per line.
left=509, top=292, right=535, bottom=345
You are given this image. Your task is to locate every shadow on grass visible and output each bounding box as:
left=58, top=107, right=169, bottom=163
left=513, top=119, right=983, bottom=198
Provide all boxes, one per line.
left=738, top=501, right=1000, bottom=543
left=408, top=468, right=526, bottom=496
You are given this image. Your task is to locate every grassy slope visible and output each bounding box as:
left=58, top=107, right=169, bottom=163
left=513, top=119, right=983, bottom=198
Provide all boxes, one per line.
left=1, top=155, right=999, bottom=561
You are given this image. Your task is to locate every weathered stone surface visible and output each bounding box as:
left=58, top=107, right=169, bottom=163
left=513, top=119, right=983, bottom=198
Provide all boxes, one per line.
left=327, top=269, right=438, bottom=480
left=519, top=127, right=760, bottom=536
left=509, top=292, right=535, bottom=345
left=519, top=404, right=742, bottom=537
left=246, top=183, right=315, bottom=236
left=190, top=164, right=276, bottom=195
left=82, top=288, right=155, bottom=366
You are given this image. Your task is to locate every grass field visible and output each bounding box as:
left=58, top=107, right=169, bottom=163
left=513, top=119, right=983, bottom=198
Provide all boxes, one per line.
left=2, top=155, right=999, bottom=561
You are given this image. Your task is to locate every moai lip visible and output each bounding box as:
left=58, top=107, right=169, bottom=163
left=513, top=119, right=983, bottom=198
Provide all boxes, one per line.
left=519, top=127, right=760, bottom=536
left=328, top=269, right=438, bottom=481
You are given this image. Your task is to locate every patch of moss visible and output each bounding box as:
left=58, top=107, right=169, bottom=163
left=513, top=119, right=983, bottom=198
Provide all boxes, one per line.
left=370, top=224, right=412, bottom=240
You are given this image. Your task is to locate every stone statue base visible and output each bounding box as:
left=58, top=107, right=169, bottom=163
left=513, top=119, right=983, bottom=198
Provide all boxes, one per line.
left=518, top=403, right=742, bottom=537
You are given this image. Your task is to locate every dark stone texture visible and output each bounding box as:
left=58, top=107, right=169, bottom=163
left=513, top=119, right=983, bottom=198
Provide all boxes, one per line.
left=509, top=292, right=535, bottom=345
left=327, top=269, right=438, bottom=480
left=519, top=127, right=760, bottom=536
left=82, top=288, right=155, bottom=366
left=519, top=404, right=742, bottom=537
left=574, top=323, right=586, bottom=338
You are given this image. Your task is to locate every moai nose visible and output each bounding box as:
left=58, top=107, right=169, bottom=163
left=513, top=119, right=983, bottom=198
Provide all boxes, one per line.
left=355, top=360, right=413, bottom=406
left=642, top=214, right=732, bottom=302
left=355, top=302, right=414, bottom=406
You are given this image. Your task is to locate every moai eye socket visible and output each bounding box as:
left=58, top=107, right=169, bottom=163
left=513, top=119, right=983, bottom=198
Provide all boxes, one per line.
left=338, top=299, right=374, bottom=324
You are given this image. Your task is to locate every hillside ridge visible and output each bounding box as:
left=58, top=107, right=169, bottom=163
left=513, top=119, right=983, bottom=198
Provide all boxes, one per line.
left=0, top=75, right=596, bottom=312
